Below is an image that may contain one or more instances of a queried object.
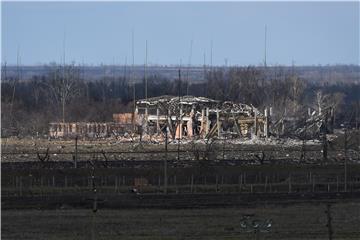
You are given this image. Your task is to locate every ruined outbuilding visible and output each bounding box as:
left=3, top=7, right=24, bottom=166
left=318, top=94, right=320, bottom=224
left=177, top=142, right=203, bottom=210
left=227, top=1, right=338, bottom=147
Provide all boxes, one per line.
left=49, top=95, right=271, bottom=140
left=135, top=95, right=270, bottom=140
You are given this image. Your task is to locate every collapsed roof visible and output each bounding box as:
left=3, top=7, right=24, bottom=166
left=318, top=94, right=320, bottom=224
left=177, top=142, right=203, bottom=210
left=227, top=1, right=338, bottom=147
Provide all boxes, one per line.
left=136, top=95, right=263, bottom=118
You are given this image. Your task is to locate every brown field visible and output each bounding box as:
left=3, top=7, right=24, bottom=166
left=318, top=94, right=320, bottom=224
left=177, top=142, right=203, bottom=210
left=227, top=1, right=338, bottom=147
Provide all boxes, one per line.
left=2, top=202, right=360, bottom=240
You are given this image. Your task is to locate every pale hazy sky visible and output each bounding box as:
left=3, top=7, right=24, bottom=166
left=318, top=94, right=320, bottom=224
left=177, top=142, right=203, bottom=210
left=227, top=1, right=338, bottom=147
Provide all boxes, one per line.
left=2, top=1, right=359, bottom=66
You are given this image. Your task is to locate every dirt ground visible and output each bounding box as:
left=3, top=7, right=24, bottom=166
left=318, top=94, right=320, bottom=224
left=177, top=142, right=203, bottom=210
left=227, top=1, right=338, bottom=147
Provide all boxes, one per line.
left=2, top=202, right=360, bottom=240
left=1, top=135, right=359, bottom=163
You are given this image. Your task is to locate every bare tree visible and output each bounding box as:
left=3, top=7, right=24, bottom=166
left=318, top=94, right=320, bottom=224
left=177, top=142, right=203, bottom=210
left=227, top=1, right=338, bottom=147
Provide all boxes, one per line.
left=315, top=90, right=329, bottom=115
left=45, top=63, right=82, bottom=123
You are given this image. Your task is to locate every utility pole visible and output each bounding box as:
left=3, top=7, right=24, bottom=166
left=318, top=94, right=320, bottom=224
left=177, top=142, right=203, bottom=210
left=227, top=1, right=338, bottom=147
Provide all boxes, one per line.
left=62, top=31, right=66, bottom=124
left=322, top=114, right=328, bottom=163
left=177, top=69, right=181, bottom=161
left=74, top=136, right=78, bottom=168
left=186, top=39, right=193, bottom=95
left=264, top=25, right=267, bottom=68
left=203, top=52, right=207, bottom=97
left=344, top=128, right=348, bottom=192
left=164, top=121, right=168, bottom=194
left=131, top=29, right=136, bottom=130
left=210, top=40, right=213, bottom=71
left=144, top=40, right=148, bottom=100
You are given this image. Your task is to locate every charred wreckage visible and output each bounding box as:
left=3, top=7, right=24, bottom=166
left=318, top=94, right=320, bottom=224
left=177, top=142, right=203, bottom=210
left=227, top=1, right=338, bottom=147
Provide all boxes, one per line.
left=49, top=95, right=334, bottom=140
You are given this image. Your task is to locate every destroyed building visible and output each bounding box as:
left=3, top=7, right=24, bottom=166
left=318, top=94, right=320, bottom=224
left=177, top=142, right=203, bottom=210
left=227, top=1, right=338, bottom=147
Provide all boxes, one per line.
left=134, top=95, right=270, bottom=139
left=49, top=95, right=336, bottom=140
left=49, top=95, right=270, bottom=139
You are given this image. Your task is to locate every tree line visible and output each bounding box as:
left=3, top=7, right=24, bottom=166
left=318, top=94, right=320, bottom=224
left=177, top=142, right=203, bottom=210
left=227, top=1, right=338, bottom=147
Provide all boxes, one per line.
left=1, top=63, right=359, bottom=137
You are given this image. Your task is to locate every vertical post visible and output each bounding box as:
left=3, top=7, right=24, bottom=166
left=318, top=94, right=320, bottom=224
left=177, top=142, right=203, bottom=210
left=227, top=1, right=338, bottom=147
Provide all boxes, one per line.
left=156, top=108, right=160, bottom=134
left=264, top=176, right=268, bottom=192
left=322, top=132, right=328, bottom=163
left=288, top=174, right=292, bottom=193
left=174, top=175, right=178, bottom=194
left=254, top=110, right=258, bottom=137
left=239, top=174, right=242, bottom=192
left=206, top=107, right=209, bottom=135
left=74, top=136, right=78, bottom=168
left=264, top=108, right=269, bottom=139
left=344, top=128, right=348, bottom=192
left=19, top=176, right=23, bottom=196
left=179, top=105, right=183, bottom=139
left=217, top=109, right=221, bottom=138
left=145, top=107, right=148, bottom=135
left=190, top=174, right=194, bottom=193
left=201, top=109, right=205, bottom=137
left=215, top=175, right=219, bottom=192
left=312, top=175, right=315, bottom=192
left=115, top=176, right=118, bottom=193
left=164, top=127, right=168, bottom=194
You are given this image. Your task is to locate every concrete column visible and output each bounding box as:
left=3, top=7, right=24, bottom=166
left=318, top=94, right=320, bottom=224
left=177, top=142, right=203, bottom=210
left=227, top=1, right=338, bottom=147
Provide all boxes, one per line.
left=254, top=110, right=258, bottom=136
left=187, top=109, right=194, bottom=138
left=72, top=123, right=77, bottom=133
left=264, top=108, right=269, bottom=139
left=206, top=107, right=209, bottom=135
left=217, top=109, right=221, bottom=138
left=200, top=109, right=205, bottom=137
left=156, top=108, right=160, bottom=134
left=179, top=105, right=183, bottom=139
left=145, top=107, right=149, bottom=134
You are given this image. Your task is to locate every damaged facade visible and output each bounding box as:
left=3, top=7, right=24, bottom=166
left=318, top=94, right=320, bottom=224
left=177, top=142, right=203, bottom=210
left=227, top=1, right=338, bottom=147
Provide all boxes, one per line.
left=49, top=95, right=335, bottom=140
left=135, top=95, right=270, bottom=140
left=48, top=122, right=127, bottom=138
left=49, top=95, right=271, bottom=139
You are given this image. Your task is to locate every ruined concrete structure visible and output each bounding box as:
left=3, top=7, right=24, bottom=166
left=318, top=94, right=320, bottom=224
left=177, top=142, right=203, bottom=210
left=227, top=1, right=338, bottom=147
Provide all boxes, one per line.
left=49, top=122, right=128, bottom=138
left=135, top=95, right=270, bottom=139
left=49, top=95, right=271, bottom=139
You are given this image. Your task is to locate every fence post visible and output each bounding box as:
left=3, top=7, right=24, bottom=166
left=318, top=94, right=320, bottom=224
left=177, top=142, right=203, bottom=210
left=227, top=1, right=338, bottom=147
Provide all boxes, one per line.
left=215, top=175, right=219, bottom=192
left=174, top=175, right=178, bottom=194
left=190, top=174, right=194, bottom=193
left=19, top=176, right=23, bottom=196
left=65, top=176, right=68, bottom=188
left=74, top=136, right=78, bottom=168
left=312, top=175, right=315, bottom=192
left=288, top=174, right=292, bottom=193
left=264, top=176, right=268, bottom=193
left=239, top=174, right=242, bottom=192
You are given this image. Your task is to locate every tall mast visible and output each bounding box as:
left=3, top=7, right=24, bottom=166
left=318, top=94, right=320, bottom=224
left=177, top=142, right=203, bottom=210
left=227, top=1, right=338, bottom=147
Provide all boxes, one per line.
left=186, top=39, right=193, bottom=95
left=145, top=40, right=148, bottom=100
left=203, top=51, right=207, bottom=97
left=62, top=30, right=66, bottom=123
left=264, top=25, right=267, bottom=68
left=132, top=29, right=136, bottom=117
left=210, top=40, right=213, bottom=71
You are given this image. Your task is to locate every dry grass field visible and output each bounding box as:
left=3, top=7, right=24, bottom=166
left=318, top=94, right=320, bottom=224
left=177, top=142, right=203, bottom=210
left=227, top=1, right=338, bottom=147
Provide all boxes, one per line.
left=2, top=202, right=360, bottom=240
